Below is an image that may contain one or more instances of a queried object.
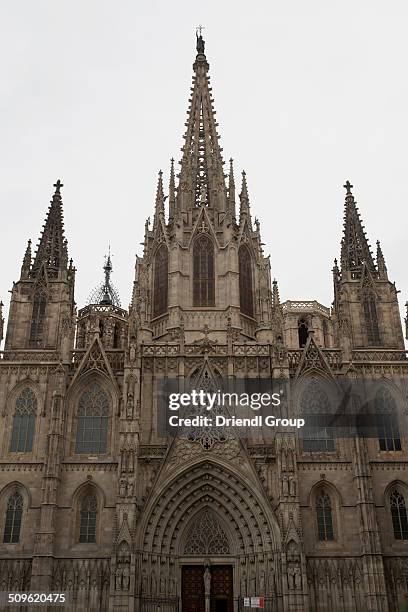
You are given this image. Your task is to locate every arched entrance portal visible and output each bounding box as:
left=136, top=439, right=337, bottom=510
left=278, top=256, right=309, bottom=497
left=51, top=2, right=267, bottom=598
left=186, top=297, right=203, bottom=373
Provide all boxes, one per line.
left=137, top=458, right=281, bottom=611
left=180, top=508, right=234, bottom=612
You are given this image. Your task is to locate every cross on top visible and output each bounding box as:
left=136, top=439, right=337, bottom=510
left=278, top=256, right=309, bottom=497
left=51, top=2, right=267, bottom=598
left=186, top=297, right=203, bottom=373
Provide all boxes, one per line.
left=53, top=179, right=63, bottom=194
left=343, top=180, right=353, bottom=194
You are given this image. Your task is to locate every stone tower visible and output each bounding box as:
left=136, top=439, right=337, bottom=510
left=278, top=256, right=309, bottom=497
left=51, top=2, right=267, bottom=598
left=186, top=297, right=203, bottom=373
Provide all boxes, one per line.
left=0, top=33, right=407, bottom=612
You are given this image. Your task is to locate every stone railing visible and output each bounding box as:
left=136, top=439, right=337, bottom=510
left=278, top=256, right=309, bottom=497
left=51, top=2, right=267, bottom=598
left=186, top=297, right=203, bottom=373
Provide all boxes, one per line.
left=282, top=300, right=330, bottom=316
left=77, top=303, right=127, bottom=318
left=352, top=349, right=408, bottom=363
left=0, top=350, right=60, bottom=362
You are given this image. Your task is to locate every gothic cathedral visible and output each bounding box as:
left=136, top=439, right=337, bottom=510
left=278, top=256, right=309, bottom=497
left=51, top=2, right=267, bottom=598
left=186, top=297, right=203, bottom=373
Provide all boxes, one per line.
left=0, top=34, right=407, bottom=612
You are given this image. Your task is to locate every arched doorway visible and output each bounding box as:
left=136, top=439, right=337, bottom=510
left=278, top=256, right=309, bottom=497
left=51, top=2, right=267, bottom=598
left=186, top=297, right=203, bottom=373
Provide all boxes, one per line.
left=180, top=508, right=234, bottom=612
left=137, top=457, right=281, bottom=611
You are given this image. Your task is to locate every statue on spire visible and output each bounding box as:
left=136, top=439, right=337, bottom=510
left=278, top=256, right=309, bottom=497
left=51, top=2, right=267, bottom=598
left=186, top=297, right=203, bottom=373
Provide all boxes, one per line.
left=196, top=25, right=205, bottom=54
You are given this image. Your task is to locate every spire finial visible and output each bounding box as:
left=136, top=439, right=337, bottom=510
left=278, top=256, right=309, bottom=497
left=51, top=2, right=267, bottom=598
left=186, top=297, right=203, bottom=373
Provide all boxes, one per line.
left=343, top=180, right=353, bottom=195
left=53, top=179, right=63, bottom=195
left=196, top=25, right=205, bottom=54
left=88, top=249, right=121, bottom=307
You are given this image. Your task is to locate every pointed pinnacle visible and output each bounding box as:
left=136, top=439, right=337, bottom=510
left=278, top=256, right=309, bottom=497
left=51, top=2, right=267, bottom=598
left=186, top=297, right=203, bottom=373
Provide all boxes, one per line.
left=272, top=279, right=281, bottom=306
left=240, top=170, right=249, bottom=200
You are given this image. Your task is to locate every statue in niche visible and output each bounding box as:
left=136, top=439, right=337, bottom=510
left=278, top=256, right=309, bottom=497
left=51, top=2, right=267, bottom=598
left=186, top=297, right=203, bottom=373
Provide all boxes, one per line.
left=122, top=564, right=130, bottom=591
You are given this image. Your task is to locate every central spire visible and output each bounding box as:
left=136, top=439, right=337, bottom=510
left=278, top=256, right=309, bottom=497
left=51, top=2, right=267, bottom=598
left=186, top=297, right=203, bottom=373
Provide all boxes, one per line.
left=176, top=30, right=227, bottom=215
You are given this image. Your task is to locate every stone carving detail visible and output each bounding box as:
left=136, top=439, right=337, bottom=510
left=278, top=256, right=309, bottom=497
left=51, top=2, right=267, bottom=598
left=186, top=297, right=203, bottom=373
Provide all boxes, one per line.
left=184, top=509, right=230, bottom=555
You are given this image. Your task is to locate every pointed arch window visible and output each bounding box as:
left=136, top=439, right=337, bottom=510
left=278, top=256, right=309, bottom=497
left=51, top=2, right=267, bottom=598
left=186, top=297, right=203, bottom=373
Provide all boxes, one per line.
left=79, top=493, right=97, bottom=543
left=10, top=388, right=37, bottom=453
left=239, top=245, right=254, bottom=317
left=113, top=323, right=120, bottom=348
left=75, top=383, right=109, bottom=454
left=375, top=388, right=401, bottom=451
left=316, top=489, right=334, bottom=541
left=363, top=292, right=380, bottom=346
left=193, top=235, right=215, bottom=307
left=153, top=245, right=169, bottom=317
left=300, top=379, right=335, bottom=452
left=298, top=318, right=309, bottom=348
left=3, top=491, right=23, bottom=543
left=29, top=292, right=47, bottom=347
left=390, top=489, right=408, bottom=540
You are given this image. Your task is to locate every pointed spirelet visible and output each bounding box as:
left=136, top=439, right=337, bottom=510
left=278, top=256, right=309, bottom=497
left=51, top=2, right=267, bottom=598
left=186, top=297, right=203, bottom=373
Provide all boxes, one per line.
left=272, top=278, right=281, bottom=308
left=340, top=180, right=376, bottom=276
left=153, top=170, right=165, bottom=229
left=88, top=250, right=121, bottom=307
left=228, top=158, right=236, bottom=217
left=376, top=240, right=388, bottom=279
left=21, top=239, right=32, bottom=279
left=177, top=31, right=226, bottom=212
left=239, top=171, right=252, bottom=225
left=168, top=158, right=177, bottom=221
left=31, top=179, right=67, bottom=278
left=0, top=300, right=4, bottom=344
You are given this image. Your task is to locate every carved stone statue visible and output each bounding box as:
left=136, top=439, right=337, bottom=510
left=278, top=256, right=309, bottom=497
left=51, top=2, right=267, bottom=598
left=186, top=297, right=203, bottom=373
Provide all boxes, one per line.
left=203, top=565, right=211, bottom=595
left=196, top=32, right=205, bottom=54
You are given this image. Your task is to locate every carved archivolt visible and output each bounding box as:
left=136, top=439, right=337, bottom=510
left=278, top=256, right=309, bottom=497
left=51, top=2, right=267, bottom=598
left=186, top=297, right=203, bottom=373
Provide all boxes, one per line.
left=138, top=460, right=280, bottom=556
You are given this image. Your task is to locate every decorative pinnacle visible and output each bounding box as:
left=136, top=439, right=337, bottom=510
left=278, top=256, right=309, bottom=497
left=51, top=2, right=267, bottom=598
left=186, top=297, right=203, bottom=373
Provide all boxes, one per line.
left=343, top=180, right=353, bottom=195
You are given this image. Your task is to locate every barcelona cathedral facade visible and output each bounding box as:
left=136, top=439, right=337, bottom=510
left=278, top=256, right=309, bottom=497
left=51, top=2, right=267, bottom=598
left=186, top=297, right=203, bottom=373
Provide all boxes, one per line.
left=0, top=33, right=407, bottom=612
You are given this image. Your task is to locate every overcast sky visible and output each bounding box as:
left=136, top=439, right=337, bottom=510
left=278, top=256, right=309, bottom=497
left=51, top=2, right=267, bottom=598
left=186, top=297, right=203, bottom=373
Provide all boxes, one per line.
left=1, top=1, right=407, bottom=343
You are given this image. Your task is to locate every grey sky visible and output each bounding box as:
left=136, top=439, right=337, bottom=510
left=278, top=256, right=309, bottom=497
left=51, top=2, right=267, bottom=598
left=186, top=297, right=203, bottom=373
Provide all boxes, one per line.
left=1, top=1, right=407, bottom=340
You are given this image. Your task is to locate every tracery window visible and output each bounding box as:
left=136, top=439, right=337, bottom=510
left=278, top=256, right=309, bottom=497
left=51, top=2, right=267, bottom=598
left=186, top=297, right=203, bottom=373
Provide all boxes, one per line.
left=316, top=489, right=334, bottom=541
left=3, top=491, right=23, bottom=544
left=390, top=489, right=408, bottom=540
left=298, top=318, right=309, bottom=348
left=193, top=235, right=215, bottom=307
left=153, top=245, right=168, bottom=317
left=300, top=379, right=335, bottom=452
left=239, top=245, right=254, bottom=317
left=75, top=383, right=109, bottom=454
left=10, top=388, right=37, bottom=453
left=79, top=493, right=97, bottom=543
left=184, top=509, right=230, bottom=555
left=375, top=388, right=401, bottom=451
left=29, top=292, right=46, bottom=347
left=363, top=292, right=380, bottom=346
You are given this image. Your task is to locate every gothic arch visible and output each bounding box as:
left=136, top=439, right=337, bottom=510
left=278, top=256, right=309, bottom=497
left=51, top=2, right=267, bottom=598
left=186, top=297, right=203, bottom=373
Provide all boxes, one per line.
left=308, top=479, right=343, bottom=507
left=0, top=482, right=31, bottom=549
left=239, top=244, right=254, bottom=317
left=70, top=481, right=105, bottom=547
left=384, top=480, right=408, bottom=505
left=309, top=480, right=341, bottom=543
left=180, top=507, right=232, bottom=556
left=137, top=459, right=281, bottom=557
left=3, top=383, right=41, bottom=457
left=152, top=244, right=169, bottom=318
left=66, top=374, right=117, bottom=458
left=192, top=233, right=215, bottom=307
